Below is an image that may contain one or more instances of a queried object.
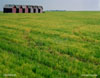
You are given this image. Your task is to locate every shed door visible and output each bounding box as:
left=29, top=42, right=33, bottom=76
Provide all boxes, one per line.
left=38, top=9, right=41, bottom=13
left=23, top=9, right=25, bottom=13
left=16, top=8, right=19, bottom=13
left=34, top=9, right=36, bottom=13
left=28, top=8, right=31, bottom=13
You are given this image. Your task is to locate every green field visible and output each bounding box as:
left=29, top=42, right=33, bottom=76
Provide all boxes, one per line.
left=0, top=12, right=100, bottom=78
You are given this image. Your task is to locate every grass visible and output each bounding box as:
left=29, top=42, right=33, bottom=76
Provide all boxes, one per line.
left=0, top=11, right=100, bottom=78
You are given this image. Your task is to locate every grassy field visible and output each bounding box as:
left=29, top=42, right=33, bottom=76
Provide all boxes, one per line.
left=0, top=12, right=100, bottom=78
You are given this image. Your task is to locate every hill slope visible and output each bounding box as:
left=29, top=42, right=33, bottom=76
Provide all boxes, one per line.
left=0, top=12, right=100, bottom=78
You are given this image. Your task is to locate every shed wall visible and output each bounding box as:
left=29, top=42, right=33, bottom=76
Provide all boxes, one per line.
left=12, top=7, right=16, bottom=13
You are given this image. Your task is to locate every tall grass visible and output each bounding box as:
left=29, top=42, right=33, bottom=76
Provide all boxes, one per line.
left=0, top=12, right=100, bottom=78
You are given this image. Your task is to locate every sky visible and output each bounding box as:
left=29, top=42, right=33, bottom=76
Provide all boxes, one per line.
left=0, top=0, right=100, bottom=11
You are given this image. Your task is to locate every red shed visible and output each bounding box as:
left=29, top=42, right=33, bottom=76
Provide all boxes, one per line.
left=19, top=6, right=23, bottom=13
left=12, top=6, right=16, bottom=13
left=25, top=6, right=28, bottom=13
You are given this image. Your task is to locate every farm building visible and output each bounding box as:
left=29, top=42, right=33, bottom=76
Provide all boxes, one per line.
left=3, top=4, right=43, bottom=13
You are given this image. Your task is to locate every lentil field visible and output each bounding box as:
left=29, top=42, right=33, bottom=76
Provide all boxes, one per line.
left=0, top=12, right=100, bottom=78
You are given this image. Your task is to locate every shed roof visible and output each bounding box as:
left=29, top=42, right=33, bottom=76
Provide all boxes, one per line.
left=4, top=4, right=43, bottom=9
left=4, top=4, right=15, bottom=8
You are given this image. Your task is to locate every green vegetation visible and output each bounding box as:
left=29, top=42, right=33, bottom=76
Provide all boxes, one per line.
left=0, top=12, right=100, bottom=78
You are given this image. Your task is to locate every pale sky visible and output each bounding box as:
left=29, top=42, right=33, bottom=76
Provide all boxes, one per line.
left=0, top=0, right=100, bottom=11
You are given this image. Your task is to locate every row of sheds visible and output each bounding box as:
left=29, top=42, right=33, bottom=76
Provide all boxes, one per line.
left=3, top=4, right=43, bottom=13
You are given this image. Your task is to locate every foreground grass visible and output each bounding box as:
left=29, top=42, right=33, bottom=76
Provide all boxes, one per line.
left=0, top=12, right=100, bottom=78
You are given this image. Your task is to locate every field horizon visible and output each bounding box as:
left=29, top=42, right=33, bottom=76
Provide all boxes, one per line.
left=0, top=11, right=100, bottom=78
